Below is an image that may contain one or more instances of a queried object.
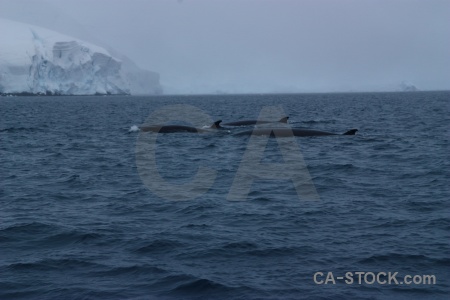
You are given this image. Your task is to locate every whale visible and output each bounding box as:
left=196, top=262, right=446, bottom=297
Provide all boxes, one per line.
left=235, top=128, right=358, bottom=137
left=139, top=120, right=222, bottom=133
left=222, top=116, right=289, bottom=126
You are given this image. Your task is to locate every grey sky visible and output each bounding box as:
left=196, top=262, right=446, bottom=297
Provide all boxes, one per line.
left=1, top=0, right=449, bottom=94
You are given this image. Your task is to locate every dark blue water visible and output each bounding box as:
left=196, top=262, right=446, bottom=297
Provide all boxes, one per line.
left=1, top=92, right=449, bottom=299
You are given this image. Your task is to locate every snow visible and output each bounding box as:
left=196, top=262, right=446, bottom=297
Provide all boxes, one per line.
left=0, top=18, right=161, bottom=95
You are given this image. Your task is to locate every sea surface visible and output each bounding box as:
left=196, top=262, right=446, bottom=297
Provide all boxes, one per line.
left=1, top=92, right=449, bottom=299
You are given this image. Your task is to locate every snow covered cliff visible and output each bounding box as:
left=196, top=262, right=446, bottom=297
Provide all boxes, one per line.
left=0, top=18, right=162, bottom=95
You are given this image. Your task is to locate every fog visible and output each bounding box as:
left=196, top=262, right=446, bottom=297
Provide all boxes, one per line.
left=1, top=0, right=449, bottom=94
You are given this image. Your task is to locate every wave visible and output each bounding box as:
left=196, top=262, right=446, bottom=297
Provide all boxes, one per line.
left=358, top=253, right=431, bottom=266
left=162, top=277, right=259, bottom=300
left=0, top=127, right=40, bottom=133
left=0, top=222, right=59, bottom=236
left=6, top=258, right=102, bottom=271
left=134, top=239, right=186, bottom=254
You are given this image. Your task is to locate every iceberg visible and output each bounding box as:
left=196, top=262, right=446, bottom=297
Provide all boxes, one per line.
left=0, top=18, right=162, bottom=95
left=399, top=81, right=419, bottom=92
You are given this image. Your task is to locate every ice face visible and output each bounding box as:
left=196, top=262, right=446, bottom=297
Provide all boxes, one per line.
left=0, top=18, right=161, bottom=95
left=26, top=35, right=128, bottom=95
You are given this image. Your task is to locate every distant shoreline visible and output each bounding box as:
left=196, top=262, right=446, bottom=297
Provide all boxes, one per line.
left=0, top=91, right=130, bottom=97
left=2, top=90, right=449, bottom=98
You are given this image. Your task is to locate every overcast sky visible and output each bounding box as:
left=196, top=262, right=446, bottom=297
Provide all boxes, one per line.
left=1, top=0, right=449, bottom=94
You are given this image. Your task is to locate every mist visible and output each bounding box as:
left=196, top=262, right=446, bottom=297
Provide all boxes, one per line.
left=1, top=0, right=449, bottom=94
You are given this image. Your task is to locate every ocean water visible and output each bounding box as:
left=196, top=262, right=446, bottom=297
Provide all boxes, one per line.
left=0, top=92, right=449, bottom=299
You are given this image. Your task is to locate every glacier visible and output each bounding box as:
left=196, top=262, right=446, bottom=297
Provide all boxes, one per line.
left=0, top=18, right=162, bottom=95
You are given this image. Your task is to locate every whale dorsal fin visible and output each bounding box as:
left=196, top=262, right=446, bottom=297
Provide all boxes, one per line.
left=210, top=120, right=222, bottom=129
left=343, top=129, right=358, bottom=135
left=279, top=116, right=289, bottom=123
